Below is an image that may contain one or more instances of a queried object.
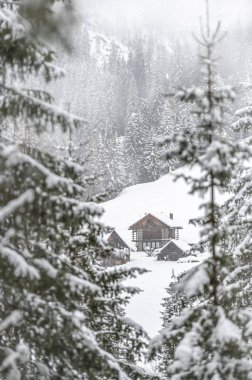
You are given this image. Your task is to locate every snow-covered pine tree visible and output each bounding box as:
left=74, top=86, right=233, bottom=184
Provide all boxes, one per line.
left=158, top=276, right=185, bottom=379
left=140, top=122, right=165, bottom=183
left=129, top=37, right=147, bottom=99
left=218, top=103, right=252, bottom=373
left=0, top=2, right=159, bottom=379
left=232, top=85, right=252, bottom=138
left=159, top=94, right=194, bottom=171
left=220, top=163, right=252, bottom=350
left=157, top=273, right=200, bottom=380
left=140, top=76, right=167, bottom=183
left=109, top=134, right=128, bottom=191
left=103, top=132, right=128, bottom=196
left=141, top=139, right=161, bottom=182
left=148, top=1, right=252, bottom=379
left=126, top=75, right=141, bottom=121
left=125, top=110, right=145, bottom=185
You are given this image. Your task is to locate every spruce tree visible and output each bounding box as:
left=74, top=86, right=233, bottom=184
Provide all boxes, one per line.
left=141, top=126, right=165, bottom=183
left=148, top=2, right=252, bottom=379
left=129, top=37, right=147, bottom=99
left=157, top=273, right=202, bottom=380
left=159, top=95, right=194, bottom=171
left=125, top=111, right=145, bottom=184
left=218, top=103, right=252, bottom=373
left=0, top=2, right=158, bottom=379
left=158, top=277, right=187, bottom=379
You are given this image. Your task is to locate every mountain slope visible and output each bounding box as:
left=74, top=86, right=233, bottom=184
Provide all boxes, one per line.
left=101, top=166, right=213, bottom=246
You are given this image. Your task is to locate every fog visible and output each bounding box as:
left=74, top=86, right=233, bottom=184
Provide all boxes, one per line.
left=81, top=0, right=251, bottom=35
left=47, top=0, right=252, bottom=196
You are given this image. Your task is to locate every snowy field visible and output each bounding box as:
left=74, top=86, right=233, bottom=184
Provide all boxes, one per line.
left=102, top=169, right=203, bottom=246
left=101, top=169, right=222, bottom=337
left=122, top=251, right=200, bottom=338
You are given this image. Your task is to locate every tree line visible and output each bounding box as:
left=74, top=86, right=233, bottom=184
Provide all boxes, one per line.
left=0, top=1, right=251, bottom=379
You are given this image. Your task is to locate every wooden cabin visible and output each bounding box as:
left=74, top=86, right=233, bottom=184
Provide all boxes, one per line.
left=103, top=230, right=131, bottom=266
left=156, top=239, right=191, bottom=261
left=128, top=213, right=182, bottom=252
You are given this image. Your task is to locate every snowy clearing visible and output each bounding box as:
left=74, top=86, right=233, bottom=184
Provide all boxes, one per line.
left=122, top=251, right=201, bottom=338
left=102, top=169, right=202, bottom=246
left=101, top=166, right=229, bottom=249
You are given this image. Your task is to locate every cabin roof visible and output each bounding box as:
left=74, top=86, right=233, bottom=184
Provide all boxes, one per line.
left=105, top=229, right=136, bottom=251
left=160, top=239, right=191, bottom=253
left=128, top=212, right=182, bottom=230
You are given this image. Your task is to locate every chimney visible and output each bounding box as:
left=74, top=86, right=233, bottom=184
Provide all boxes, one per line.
left=170, top=213, right=173, bottom=220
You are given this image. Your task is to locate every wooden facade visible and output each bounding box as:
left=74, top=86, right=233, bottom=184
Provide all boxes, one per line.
left=103, top=230, right=130, bottom=266
left=156, top=240, right=190, bottom=261
left=129, top=213, right=182, bottom=252
left=0, top=0, right=20, bottom=10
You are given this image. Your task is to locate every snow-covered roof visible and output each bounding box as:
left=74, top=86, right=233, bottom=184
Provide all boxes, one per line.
left=129, top=212, right=181, bottom=229
left=161, top=239, right=191, bottom=253
left=104, top=229, right=136, bottom=252
left=150, top=212, right=182, bottom=228
left=104, top=232, right=113, bottom=241
left=115, top=229, right=136, bottom=251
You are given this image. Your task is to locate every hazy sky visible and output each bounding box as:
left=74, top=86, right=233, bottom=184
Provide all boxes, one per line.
left=82, top=0, right=251, bottom=34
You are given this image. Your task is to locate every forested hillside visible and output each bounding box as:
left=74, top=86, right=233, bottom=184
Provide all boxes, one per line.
left=49, top=8, right=252, bottom=197
left=2, top=2, right=252, bottom=198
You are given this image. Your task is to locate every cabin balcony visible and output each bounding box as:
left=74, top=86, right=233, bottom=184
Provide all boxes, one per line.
left=131, top=228, right=179, bottom=242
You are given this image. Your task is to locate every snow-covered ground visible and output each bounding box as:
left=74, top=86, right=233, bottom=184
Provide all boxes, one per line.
left=101, top=171, right=202, bottom=247
left=101, top=169, right=223, bottom=337
left=101, top=167, right=228, bottom=248
left=122, top=251, right=201, bottom=338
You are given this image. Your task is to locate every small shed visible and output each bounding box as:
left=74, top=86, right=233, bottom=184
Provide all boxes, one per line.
left=156, top=239, right=191, bottom=261
left=104, top=230, right=131, bottom=266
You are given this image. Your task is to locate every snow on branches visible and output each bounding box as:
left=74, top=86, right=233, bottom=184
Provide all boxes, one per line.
left=148, top=2, right=252, bottom=379
left=0, top=2, right=157, bottom=380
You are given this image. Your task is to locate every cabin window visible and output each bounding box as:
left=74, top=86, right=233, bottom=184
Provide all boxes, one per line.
left=151, top=242, right=155, bottom=248
left=161, top=228, right=169, bottom=239
left=156, top=242, right=161, bottom=248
